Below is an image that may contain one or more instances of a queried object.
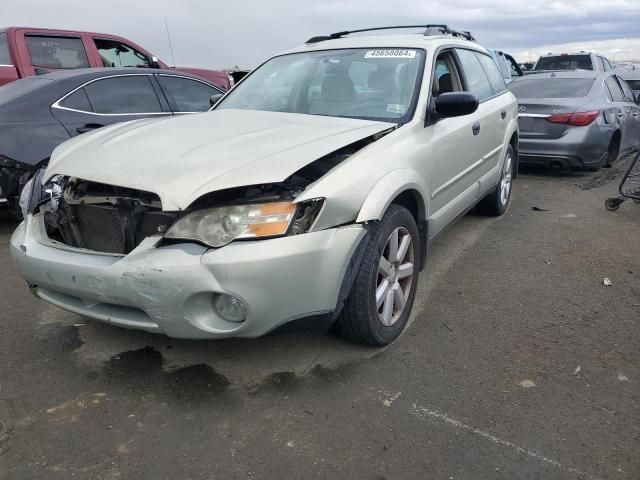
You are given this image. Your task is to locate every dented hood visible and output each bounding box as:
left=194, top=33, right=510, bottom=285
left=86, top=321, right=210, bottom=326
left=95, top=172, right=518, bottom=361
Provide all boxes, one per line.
left=46, top=110, right=393, bottom=210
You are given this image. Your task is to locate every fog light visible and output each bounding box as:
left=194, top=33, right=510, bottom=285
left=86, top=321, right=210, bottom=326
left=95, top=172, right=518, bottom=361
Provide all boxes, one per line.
left=213, top=294, right=247, bottom=322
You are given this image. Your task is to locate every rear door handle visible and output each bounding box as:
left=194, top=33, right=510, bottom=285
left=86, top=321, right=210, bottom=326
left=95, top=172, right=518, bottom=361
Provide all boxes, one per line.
left=633, top=111, right=638, bottom=118
left=500, top=111, right=506, bottom=119
left=76, top=123, right=103, bottom=134
left=472, top=122, right=481, bottom=135
left=617, top=112, right=625, bottom=119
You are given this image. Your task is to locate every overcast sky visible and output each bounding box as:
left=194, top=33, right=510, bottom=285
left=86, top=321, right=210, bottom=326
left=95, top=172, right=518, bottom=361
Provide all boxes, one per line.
left=2, top=0, right=640, bottom=68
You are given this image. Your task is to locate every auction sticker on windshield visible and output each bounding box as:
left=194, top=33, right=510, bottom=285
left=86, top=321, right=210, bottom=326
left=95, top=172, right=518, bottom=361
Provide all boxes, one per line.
left=365, top=49, right=417, bottom=59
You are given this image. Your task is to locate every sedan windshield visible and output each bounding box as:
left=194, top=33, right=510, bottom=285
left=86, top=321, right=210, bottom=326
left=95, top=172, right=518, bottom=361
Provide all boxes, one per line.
left=216, top=48, right=424, bottom=123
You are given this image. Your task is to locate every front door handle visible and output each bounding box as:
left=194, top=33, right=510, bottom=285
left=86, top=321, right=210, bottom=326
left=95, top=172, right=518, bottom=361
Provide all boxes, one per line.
left=472, top=122, right=481, bottom=135
left=76, top=123, right=103, bottom=134
left=617, top=111, right=625, bottom=119
left=500, top=111, right=506, bottom=119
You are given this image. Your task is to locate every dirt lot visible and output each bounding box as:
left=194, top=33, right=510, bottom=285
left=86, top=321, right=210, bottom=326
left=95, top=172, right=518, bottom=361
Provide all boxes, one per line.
left=0, top=159, right=638, bottom=480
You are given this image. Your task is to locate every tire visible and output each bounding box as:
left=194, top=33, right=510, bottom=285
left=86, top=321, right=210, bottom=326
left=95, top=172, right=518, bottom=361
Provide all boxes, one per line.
left=603, top=135, right=620, bottom=168
left=605, top=198, right=623, bottom=211
left=336, top=204, right=420, bottom=346
left=477, top=144, right=514, bottom=216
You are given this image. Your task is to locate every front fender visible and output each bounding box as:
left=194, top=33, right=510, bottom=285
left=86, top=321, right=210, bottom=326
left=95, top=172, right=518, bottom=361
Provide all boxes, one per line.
left=356, top=169, right=429, bottom=222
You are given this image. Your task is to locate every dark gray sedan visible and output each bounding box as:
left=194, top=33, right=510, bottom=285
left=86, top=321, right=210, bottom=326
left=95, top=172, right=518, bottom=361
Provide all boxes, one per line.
left=0, top=68, right=223, bottom=216
left=509, top=71, right=640, bottom=170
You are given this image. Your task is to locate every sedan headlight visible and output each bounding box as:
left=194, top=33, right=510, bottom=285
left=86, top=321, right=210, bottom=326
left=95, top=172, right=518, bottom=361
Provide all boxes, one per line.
left=165, top=202, right=297, bottom=247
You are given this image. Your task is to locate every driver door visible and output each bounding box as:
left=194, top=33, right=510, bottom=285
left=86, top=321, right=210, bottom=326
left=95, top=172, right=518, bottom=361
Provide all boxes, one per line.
left=417, top=50, right=483, bottom=235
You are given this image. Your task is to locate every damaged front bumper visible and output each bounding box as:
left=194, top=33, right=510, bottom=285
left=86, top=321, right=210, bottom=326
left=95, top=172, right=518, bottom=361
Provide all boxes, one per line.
left=10, top=213, right=365, bottom=338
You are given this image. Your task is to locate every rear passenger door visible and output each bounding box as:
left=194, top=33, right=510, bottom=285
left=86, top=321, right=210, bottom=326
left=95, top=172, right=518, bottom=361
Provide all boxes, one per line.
left=455, top=49, right=510, bottom=187
left=51, top=74, right=171, bottom=137
left=604, top=75, right=635, bottom=154
left=616, top=75, right=640, bottom=151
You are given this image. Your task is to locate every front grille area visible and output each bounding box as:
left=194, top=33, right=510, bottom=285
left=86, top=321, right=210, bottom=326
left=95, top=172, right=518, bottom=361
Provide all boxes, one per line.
left=43, top=182, right=177, bottom=255
left=51, top=204, right=177, bottom=254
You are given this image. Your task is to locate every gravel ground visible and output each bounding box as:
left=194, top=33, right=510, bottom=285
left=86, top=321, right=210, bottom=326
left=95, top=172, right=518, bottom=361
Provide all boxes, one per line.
left=0, top=159, right=638, bottom=480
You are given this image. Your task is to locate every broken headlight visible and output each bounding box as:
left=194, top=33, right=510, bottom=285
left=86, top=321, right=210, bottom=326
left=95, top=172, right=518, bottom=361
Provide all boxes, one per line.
left=165, top=201, right=298, bottom=247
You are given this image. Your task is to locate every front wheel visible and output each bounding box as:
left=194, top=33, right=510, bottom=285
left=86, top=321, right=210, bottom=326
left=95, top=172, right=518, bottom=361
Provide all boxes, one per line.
left=336, top=204, right=420, bottom=346
left=477, top=145, right=514, bottom=216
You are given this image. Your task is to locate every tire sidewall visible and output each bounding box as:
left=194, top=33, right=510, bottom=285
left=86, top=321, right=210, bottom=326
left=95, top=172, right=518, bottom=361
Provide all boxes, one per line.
left=363, top=205, right=420, bottom=345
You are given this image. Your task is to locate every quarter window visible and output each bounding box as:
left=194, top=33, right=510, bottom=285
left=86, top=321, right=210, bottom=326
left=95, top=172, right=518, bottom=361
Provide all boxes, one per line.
left=456, top=49, right=494, bottom=102
left=157, top=76, right=220, bottom=112
left=25, top=35, right=89, bottom=69
left=84, top=76, right=162, bottom=114
left=476, top=52, right=507, bottom=95
left=61, top=88, right=93, bottom=111
left=604, top=76, right=625, bottom=102
left=94, top=39, right=150, bottom=68
left=0, top=32, right=11, bottom=65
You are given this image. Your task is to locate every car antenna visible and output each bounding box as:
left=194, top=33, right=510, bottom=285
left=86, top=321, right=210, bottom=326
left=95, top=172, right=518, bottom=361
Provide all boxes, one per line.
left=164, top=17, right=176, bottom=67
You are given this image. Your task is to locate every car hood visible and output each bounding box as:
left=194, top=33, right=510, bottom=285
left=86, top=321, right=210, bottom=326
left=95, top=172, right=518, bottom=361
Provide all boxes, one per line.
left=46, top=110, right=394, bottom=211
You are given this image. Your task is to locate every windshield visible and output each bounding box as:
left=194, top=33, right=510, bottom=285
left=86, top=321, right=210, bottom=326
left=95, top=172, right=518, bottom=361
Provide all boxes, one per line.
left=509, top=78, right=594, bottom=98
left=216, top=48, right=425, bottom=123
left=535, top=55, right=593, bottom=71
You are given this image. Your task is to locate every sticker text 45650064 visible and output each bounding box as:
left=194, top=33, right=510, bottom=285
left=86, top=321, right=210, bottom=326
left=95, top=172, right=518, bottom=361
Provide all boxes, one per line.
left=364, top=50, right=417, bottom=59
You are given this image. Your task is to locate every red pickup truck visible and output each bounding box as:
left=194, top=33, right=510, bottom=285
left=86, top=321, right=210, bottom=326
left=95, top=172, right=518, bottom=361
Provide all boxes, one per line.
left=0, top=27, right=231, bottom=90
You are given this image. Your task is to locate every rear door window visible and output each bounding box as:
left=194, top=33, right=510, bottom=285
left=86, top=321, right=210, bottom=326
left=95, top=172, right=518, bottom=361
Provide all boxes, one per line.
left=616, top=76, right=636, bottom=103
left=0, top=32, right=11, bottom=65
left=94, top=38, right=150, bottom=68
left=508, top=78, right=594, bottom=98
left=476, top=52, right=507, bottom=95
left=626, top=79, right=640, bottom=91
left=24, top=35, right=89, bottom=69
left=157, top=75, right=220, bottom=112
left=604, top=76, right=626, bottom=102
left=455, top=49, right=494, bottom=101
left=84, top=76, right=162, bottom=114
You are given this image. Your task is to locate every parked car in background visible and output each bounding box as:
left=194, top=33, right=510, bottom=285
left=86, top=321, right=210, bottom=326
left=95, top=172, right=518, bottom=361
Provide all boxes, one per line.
left=0, top=27, right=231, bottom=90
left=617, top=67, right=640, bottom=97
left=11, top=25, right=518, bottom=346
left=509, top=71, right=640, bottom=170
left=531, top=52, right=614, bottom=73
left=0, top=68, right=223, bottom=216
left=489, top=49, right=522, bottom=84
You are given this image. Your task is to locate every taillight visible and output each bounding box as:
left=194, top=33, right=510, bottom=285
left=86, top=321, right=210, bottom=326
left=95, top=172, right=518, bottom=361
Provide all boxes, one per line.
left=546, top=110, right=599, bottom=127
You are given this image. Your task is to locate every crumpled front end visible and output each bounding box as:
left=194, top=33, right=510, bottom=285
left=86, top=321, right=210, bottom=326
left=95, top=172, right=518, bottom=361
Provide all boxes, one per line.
left=10, top=174, right=366, bottom=338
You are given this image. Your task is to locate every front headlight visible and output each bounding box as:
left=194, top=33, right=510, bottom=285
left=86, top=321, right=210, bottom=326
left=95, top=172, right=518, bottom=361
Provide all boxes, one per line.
left=165, top=201, right=297, bottom=247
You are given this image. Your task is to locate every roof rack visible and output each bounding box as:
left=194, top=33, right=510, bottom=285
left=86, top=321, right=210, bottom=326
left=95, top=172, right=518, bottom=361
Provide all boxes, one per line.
left=305, top=25, right=475, bottom=44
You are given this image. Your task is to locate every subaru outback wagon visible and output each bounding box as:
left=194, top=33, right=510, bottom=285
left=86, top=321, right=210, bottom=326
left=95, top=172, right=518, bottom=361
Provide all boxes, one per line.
left=12, top=25, right=519, bottom=345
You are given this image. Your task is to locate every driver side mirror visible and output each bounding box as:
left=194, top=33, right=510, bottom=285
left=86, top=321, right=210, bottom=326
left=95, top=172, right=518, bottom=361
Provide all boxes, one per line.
left=209, top=93, right=224, bottom=107
left=636, top=93, right=640, bottom=105
left=149, top=56, right=160, bottom=69
left=435, top=92, right=479, bottom=118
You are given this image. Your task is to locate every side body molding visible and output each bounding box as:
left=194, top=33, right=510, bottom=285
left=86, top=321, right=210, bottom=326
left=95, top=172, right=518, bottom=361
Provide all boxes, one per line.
left=356, top=169, right=429, bottom=223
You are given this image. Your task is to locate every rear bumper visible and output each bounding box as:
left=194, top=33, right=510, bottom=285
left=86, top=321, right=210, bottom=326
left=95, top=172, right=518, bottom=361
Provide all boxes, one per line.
left=518, top=124, right=610, bottom=169
left=10, top=213, right=366, bottom=338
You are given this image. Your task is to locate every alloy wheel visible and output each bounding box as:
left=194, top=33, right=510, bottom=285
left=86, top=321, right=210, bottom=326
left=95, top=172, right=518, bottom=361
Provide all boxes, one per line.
left=376, top=227, right=414, bottom=326
left=500, top=152, right=513, bottom=206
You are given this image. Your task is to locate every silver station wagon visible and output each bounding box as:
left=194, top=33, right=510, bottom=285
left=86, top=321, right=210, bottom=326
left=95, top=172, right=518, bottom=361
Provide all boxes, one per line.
left=11, top=25, right=519, bottom=345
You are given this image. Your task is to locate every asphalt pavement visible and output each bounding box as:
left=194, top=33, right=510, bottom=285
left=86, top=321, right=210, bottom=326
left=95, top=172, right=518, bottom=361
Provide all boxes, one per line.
left=0, top=159, right=639, bottom=480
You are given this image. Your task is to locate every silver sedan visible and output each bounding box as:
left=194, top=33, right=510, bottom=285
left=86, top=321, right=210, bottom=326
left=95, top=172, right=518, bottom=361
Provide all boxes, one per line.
left=509, top=71, right=640, bottom=170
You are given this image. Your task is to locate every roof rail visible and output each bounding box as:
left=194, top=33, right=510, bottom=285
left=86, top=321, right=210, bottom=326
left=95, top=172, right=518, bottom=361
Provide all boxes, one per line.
left=305, top=25, right=475, bottom=44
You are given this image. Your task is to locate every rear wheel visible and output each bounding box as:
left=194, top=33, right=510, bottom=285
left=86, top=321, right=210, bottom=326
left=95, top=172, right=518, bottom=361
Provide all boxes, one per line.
left=603, top=134, right=620, bottom=168
left=336, top=204, right=419, bottom=346
left=477, top=145, right=514, bottom=216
